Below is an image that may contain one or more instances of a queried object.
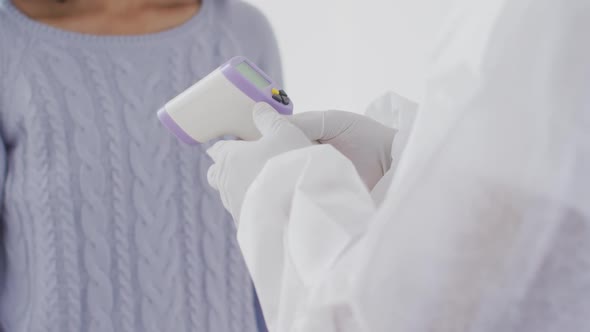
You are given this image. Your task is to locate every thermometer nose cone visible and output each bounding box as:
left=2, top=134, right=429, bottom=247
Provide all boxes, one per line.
left=157, top=107, right=200, bottom=145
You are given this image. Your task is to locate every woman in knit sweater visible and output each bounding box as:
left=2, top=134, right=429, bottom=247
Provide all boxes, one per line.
left=0, top=0, right=280, bottom=331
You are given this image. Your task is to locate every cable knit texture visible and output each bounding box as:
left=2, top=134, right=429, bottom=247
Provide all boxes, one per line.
left=0, top=0, right=282, bottom=331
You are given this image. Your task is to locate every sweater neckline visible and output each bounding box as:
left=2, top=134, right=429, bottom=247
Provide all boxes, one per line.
left=2, top=0, right=212, bottom=47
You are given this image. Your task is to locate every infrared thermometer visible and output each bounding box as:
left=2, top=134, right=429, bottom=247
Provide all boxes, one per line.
left=157, top=56, right=293, bottom=144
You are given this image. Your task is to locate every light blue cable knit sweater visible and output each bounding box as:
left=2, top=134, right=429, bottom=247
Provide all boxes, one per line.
left=0, top=0, right=281, bottom=331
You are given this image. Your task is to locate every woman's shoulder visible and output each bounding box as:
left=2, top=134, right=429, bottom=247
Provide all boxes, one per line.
left=212, top=1, right=282, bottom=79
left=0, top=2, right=20, bottom=82
left=0, top=1, right=16, bottom=38
left=222, top=1, right=269, bottom=23
left=216, top=0, right=275, bottom=38
left=0, top=1, right=29, bottom=51
left=0, top=0, right=17, bottom=28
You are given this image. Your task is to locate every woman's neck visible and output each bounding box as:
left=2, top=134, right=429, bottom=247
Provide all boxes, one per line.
left=11, top=0, right=202, bottom=35
left=80, top=0, right=199, bottom=12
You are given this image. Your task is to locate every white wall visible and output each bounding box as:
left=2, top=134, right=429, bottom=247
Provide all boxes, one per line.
left=246, top=0, right=456, bottom=113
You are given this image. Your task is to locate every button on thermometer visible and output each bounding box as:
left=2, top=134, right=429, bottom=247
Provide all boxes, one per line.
left=157, top=56, right=294, bottom=144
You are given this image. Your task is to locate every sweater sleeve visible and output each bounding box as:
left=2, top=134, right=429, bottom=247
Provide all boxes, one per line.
left=0, top=136, right=4, bottom=331
left=0, top=134, right=5, bottom=235
left=0, top=15, right=7, bottom=201
left=0, top=136, right=5, bottom=200
left=0, top=22, right=8, bottom=331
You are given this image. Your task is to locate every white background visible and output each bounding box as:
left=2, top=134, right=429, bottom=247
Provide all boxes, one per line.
left=246, top=0, right=455, bottom=113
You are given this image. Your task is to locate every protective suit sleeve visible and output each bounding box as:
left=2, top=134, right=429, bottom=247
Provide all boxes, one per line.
left=291, top=0, right=590, bottom=331
left=239, top=0, right=590, bottom=331
left=237, top=145, right=376, bottom=332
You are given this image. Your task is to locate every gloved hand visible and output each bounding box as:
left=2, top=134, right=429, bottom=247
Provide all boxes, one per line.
left=207, top=102, right=312, bottom=223
left=288, top=111, right=396, bottom=190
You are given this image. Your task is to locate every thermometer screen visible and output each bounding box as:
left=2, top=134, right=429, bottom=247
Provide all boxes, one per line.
left=236, top=62, right=271, bottom=89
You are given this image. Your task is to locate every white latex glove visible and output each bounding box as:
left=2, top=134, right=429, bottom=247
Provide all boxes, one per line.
left=206, top=102, right=312, bottom=223
left=289, top=111, right=396, bottom=190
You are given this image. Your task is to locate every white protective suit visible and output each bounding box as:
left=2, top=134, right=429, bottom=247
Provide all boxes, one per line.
left=238, top=0, right=590, bottom=331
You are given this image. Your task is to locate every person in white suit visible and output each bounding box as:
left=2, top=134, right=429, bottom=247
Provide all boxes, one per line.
left=206, top=0, right=590, bottom=330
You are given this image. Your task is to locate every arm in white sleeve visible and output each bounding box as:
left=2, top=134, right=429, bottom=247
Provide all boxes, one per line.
left=239, top=1, right=589, bottom=331
left=236, top=92, right=419, bottom=330
left=237, top=145, right=376, bottom=332
left=290, top=0, right=590, bottom=331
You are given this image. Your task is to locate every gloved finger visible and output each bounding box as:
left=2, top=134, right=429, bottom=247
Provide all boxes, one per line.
left=206, top=140, right=232, bottom=162
left=207, top=164, right=220, bottom=190
left=207, top=164, right=232, bottom=219
left=292, top=110, right=365, bottom=142
left=252, top=102, right=291, bottom=135
left=287, top=111, right=326, bottom=141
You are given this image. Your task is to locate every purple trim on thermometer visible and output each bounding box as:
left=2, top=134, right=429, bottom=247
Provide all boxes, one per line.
left=157, top=107, right=200, bottom=145
left=221, top=56, right=293, bottom=115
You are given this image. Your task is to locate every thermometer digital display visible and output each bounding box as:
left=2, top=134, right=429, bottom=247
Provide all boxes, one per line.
left=157, top=56, right=293, bottom=144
